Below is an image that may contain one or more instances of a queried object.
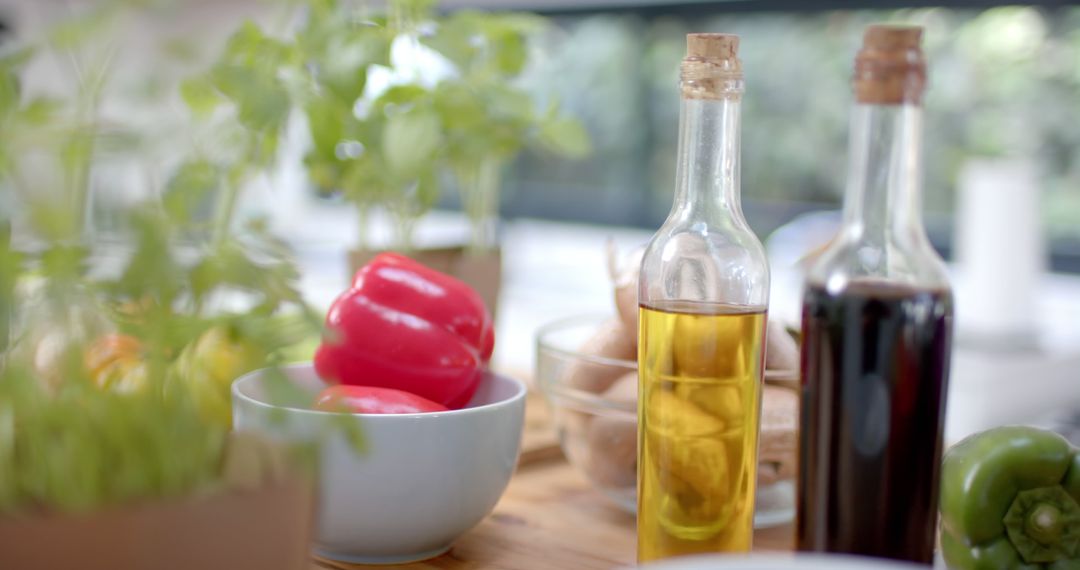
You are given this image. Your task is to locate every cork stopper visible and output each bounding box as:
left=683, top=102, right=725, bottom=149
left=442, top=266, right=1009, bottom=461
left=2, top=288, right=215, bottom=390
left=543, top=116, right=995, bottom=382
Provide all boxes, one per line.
left=687, top=33, right=739, bottom=60
left=681, top=33, right=742, bottom=100
left=854, top=25, right=926, bottom=105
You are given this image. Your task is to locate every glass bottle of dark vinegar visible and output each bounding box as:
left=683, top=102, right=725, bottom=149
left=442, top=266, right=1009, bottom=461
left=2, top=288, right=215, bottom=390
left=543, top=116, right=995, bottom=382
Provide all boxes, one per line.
left=797, top=26, right=953, bottom=564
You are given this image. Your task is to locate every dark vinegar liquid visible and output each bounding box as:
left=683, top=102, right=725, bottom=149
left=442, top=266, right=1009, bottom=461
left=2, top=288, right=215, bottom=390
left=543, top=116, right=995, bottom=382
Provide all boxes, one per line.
left=797, top=282, right=952, bottom=563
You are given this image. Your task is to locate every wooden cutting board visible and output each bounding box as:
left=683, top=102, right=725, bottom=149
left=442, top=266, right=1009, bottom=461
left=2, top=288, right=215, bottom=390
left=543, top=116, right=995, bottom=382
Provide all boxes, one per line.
left=517, top=389, right=563, bottom=466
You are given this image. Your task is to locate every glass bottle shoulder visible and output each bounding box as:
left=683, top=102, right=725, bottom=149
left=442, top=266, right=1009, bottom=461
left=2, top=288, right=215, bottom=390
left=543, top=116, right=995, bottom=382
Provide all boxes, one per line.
left=805, top=229, right=951, bottom=294
left=638, top=217, right=770, bottom=309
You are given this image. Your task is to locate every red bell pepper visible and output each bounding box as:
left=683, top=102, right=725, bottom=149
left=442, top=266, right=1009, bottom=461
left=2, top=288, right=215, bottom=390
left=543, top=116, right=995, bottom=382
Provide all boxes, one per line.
left=314, top=253, right=495, bottom=409
left=313, top=385, right=449, bottom=414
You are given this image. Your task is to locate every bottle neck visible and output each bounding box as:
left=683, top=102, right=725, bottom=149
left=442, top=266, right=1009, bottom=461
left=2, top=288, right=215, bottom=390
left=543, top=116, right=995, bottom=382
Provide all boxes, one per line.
left=841, top=103, right=927, bottom=248
left=671, top=96, right=744, bottom=224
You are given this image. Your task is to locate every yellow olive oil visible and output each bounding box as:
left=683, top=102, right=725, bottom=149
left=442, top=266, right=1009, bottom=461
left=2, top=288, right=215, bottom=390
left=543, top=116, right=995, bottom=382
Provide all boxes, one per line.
left=637, top=301, right=767, bottom=562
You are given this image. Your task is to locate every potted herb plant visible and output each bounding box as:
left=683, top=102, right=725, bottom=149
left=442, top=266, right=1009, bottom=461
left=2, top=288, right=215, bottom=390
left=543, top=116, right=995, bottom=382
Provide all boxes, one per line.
left=0, top=5, right=323, bottom=568
left=418, top=6, right=592, bottom=311
left=194, top=0, right=589, bottom=313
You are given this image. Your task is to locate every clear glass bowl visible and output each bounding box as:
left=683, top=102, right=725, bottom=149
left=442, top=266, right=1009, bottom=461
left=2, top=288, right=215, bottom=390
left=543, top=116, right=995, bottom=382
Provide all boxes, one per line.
left=535, top=313, right=797, bottom=528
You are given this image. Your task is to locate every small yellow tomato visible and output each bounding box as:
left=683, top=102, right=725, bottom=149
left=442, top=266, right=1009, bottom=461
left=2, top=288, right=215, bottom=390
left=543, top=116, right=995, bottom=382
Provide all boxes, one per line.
left=176, top=326, right=266, bottom=426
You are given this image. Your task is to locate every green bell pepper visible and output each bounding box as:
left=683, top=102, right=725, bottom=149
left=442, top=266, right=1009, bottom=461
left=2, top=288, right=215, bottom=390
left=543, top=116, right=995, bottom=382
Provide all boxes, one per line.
left=941, top=426, right=1080, bottom=570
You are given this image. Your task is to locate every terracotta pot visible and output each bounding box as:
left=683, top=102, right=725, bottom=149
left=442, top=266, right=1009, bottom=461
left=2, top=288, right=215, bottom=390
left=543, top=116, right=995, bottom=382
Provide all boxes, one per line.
left=348, top=245, right=502, bottom=316
left=0, top=477, right=313, bottom=570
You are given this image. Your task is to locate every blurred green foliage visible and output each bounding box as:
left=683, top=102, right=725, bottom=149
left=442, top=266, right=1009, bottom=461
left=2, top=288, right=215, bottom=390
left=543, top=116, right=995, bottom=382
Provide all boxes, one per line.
left=511, top=7, right=1080, bottom=240
left=188, top=0, right=589, bottom=251
left=0, top=0, right=323, bottom=514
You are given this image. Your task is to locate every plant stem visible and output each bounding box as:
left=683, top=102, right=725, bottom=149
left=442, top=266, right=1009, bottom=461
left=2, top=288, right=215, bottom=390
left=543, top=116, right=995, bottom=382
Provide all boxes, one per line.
left=1027, top=503, right=1063, bottom=545
left=461, top=156, right=503, bottom=253
left=0, top=220, right=12, bottom=354
left=356, top=203, right=370, bottom=251
left=213, top=175, right=241, bottom=246
left=392, top=203, right=415, bottom=253
left=69, top=43, right=116, bottom=242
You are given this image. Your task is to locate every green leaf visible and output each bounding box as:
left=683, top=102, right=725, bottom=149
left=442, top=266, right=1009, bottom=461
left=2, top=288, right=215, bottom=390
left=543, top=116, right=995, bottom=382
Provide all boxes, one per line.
left=223, top=21, right=293, bottom=70
left=209, top=21, right=295, bottom=133
left=210, top=64, right=289, bottom=132
left=164, top=160, right=220, bottom=223
left=539, top=117, right=591, bottom=159
left=261, top=366, right=316, bottom=411
left=421, top=17, right=477, bottom=71
left=48, top=9, right=113, bottom=50
left=0, top=222, right=18, bottom=353
left=356, top=30, right=394, bottom=69
left=28, top=199, right=81, bottom=242
left=249, top=131, right=281, bottom=168
left=305, top=0, right=338, bottom=20
left=111, top=209, right=184, bottom=303
left=415, top=168, right=439, bottom=210
left=340, top=153, right=388, bottom=203
left=223, top=21, right=269, bottom=65
left=375, top=84, right=429, bottom=108
left=491, top=32, right=527, bottom=76
left=393, top=0, right=437, bottom=22
left=382, top=108, right=441, bottom=177
left=425, top=11, right=545, bottom=78
left=190, top=243, right=262, bottom=301
left=61, top=129, right=94, bottom=182
left=180, top=77, right=223, bottom=117
left=486, top=84, right=533, bottom=123
left=0, top=47, right=35, bottom=72
left=161, top=38, right=201, bottom=63
left=305, top=96, right=349, bottom=161
left=304, top=154, right=344, bottom=194
left=0, top=71, right=20, bottom=121
left=39, top=244, right=89, bottom=282
left=318, top=38, right=374, bottom=102
left=433, top=81, right=486, bottom=131
left=17, top=97, right=60, bottom=126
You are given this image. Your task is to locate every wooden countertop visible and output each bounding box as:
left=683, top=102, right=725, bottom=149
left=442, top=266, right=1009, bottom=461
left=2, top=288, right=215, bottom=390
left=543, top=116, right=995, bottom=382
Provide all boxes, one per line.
left=312, top=454, right=793, bottom=570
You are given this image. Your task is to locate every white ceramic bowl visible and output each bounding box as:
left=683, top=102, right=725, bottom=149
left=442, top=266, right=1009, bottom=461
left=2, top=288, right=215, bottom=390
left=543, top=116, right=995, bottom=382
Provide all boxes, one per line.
left=232, top=363, right=527, bottom=565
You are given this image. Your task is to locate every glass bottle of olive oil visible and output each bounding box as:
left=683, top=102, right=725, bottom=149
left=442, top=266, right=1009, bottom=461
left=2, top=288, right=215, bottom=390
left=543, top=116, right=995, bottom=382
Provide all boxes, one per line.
left=637, top=34, right=770, bottom=563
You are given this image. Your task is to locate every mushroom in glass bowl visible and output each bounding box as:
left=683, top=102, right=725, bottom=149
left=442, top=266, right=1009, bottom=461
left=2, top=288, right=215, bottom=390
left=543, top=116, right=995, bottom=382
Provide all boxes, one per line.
left=534, top=313, right=800, bottom=527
